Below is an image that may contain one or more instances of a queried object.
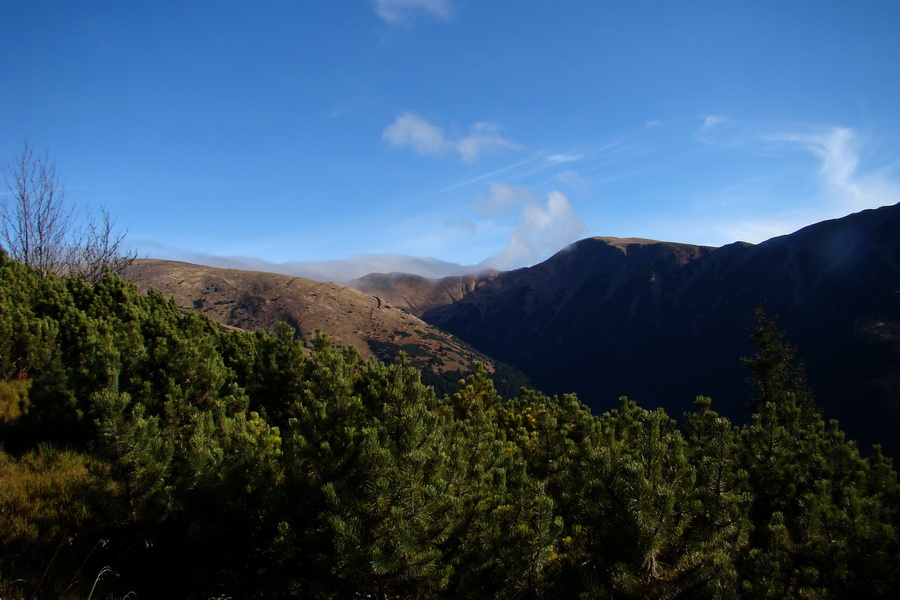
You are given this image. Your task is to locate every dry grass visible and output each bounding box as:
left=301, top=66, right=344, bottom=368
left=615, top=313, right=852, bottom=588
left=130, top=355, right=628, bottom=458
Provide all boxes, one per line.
left=124, top=259, right=492, bottom=375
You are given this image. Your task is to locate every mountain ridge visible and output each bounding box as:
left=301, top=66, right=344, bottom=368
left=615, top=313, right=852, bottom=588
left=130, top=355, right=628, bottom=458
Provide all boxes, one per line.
left=127, top=204, right=900, bottom=455
left=356, top=204, right=900, bottom=455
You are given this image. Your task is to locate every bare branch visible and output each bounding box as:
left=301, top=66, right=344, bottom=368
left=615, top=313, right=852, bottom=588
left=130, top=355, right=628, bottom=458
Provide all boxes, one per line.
left=2, top=141, right=75, bottom=276
left=72, top=205, right=137, bottom=284
left=2, top=141, right=135, bottom=282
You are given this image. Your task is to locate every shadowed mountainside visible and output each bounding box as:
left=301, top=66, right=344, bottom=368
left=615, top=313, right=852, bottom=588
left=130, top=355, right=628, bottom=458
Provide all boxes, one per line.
left=354, top=206, right=900, bottom=455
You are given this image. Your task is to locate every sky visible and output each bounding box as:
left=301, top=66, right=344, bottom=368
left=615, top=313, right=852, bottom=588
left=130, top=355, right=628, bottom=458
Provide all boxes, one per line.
left=2, top=1, right=899, bottom=281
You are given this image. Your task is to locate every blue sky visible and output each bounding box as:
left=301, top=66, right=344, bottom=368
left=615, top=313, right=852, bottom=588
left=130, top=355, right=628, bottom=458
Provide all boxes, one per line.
left=3, top=1, right=899, bottom=280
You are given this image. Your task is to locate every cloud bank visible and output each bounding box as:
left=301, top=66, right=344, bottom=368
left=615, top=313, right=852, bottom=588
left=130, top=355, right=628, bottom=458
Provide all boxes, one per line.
left=152, top=249, right=474, bottom=284
left=372, top=0, right=454, bottom=25
left=383, top=112, right=523, bottom=162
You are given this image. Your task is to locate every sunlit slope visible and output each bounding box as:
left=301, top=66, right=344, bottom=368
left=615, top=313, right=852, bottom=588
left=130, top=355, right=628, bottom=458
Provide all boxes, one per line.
left=124, top=259, right=515, bottom=391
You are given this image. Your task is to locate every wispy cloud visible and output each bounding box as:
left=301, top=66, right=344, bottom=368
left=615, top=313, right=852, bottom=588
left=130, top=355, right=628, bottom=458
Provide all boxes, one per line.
left=456, top=122, right=524, bottom=162
left=546, top=153, right=583, bottom=164
left=475, top=182, right=539, bottom=215
left=772, top=127, right=899, bottom=212
left=698, top=118, right=897, bottom=213
left=372, top=0, right=454, bottom=25
left=687, top=119, right=900, bottom=244
left=383, top=112, right=524, bottom=163
left=435, top=154, right=547, bottom=194
left=431, top=135, right=641, bottom=198
left=702, top=114, right=727, bottom=130
left=694, top=114, right=744, bottom=147
left=556, top=170, right=590, bottom=188
left=478, top=184, right=586, bottom=270
left=383, top=112, right=446, bottom=155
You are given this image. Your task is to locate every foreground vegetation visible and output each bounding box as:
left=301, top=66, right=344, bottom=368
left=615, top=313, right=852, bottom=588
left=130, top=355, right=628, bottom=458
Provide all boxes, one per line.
left=1, top=250, right=898, bottom=599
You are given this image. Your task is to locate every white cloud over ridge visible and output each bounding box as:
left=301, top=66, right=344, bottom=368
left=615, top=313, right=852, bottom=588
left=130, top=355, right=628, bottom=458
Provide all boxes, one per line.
left=372, top=0, right=453, bottom=25
left=478, top=184, right=586, bottom=271
left=383, top=112, right=523, bottom=163
left=152, top=249, right=474, bottom=284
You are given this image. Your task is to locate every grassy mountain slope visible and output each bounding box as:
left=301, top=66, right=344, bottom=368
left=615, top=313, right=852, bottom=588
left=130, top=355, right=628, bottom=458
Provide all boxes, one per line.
left=123, top=259, right=526, bottom=394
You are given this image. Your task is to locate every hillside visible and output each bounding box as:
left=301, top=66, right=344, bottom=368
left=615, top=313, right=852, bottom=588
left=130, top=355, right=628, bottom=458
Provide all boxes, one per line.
left=357, top=205, right=900, bottom=456
left=4, top=249, right=898, bottom=598
left=123, top=206, right=900, bottom=455
left=349, top=269, right=502, bottom=316
left=123, top=259, right=525, bottom=394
